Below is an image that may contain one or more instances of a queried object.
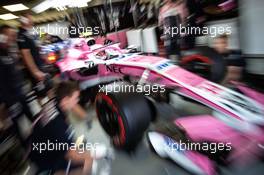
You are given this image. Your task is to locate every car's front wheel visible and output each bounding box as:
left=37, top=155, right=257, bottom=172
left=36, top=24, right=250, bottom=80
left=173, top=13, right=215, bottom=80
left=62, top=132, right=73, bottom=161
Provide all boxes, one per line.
left=95, top=92, right=153, bottom=150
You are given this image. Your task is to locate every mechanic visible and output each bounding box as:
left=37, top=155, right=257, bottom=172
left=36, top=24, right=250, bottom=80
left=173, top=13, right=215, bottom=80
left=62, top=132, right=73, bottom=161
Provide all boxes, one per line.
left=17, top=13, right=90, bottom=121
left=0, top=25, right=34, bottom=144
left=30, top=81, right=107, bottom=175
left=212, top=34, right=246, bottom=84
left=159, top=0, right=187, bottom=62
left=17, top=12, right=48, bottom=96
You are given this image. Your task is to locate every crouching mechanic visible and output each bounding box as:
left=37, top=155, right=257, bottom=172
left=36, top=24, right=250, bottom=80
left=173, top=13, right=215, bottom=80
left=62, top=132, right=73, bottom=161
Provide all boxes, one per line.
left=30, top=81, right=109, bottom=175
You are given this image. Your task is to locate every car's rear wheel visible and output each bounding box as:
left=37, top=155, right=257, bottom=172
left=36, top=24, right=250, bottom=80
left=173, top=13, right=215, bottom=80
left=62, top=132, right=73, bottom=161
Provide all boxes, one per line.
left=181, top=46, right=226, bottom=83
left=96, top=92, right=152, bottom=149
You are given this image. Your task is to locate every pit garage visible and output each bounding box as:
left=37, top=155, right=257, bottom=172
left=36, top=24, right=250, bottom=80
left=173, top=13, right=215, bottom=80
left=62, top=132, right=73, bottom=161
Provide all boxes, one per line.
left=0, top=0, right=263, bottom=175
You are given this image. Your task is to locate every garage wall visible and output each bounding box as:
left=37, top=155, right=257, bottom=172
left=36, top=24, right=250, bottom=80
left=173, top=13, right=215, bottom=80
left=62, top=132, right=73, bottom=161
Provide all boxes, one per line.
left=239, top=0, right=264, bottom=75
left=239, top=0, right=264, bottom=55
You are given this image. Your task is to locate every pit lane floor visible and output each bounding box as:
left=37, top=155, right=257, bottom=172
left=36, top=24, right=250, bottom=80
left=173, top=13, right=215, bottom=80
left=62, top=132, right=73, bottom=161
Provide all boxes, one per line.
left=69, top=95, right=264, bottom=175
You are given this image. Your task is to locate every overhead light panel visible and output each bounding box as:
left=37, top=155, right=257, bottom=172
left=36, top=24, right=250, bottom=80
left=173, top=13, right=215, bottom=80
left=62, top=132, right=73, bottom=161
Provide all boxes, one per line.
left=0, top=13, right=18, bottom=20
left=3, top=3, right=29, bottom=12
left=68, top=0, right=89, bottom=8
left=32, top=0, right=53, bottom=14
left=33, top=0, right=90, bottom=13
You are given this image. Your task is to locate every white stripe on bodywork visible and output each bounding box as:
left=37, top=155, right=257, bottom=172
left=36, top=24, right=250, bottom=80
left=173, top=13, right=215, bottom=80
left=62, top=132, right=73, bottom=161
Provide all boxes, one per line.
left=105, top=56, right=264, bottom=127
left=69, top=49, right=264, bottom=129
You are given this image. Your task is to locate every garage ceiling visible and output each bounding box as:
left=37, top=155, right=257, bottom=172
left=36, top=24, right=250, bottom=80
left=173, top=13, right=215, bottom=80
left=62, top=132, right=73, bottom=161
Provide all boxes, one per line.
left=0, top=0, right=39, bottom=14
left=0, top=0, right=125, bottom=25
left=0, top=0, right=68, bottom=25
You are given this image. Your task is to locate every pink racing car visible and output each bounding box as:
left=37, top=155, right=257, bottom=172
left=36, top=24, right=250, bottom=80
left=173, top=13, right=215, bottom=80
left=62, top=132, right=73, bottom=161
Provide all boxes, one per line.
left=56, top=39, right=264, bottom=175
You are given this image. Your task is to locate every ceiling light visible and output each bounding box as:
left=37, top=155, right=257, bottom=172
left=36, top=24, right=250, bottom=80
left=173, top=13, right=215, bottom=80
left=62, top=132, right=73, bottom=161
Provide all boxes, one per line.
left=33, top=0, right=90, bottom=13
left=68, top=0, right=88, bottom=7
left=3, top=3, right=29, bottom=12
left=32, top=0, right=53, bottom=14
left=0, top=13, right=18, bottom=20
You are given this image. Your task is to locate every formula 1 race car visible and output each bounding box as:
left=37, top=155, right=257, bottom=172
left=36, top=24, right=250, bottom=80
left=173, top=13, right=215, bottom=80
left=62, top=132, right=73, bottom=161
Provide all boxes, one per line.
left=56, top=39, right=264, bottom=175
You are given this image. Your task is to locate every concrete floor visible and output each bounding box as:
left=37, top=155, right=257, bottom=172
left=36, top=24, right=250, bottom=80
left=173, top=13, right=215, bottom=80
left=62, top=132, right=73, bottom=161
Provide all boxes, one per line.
left=69, top=105, right=190, bottom=175
left=68, top=95, right=264, bottom=175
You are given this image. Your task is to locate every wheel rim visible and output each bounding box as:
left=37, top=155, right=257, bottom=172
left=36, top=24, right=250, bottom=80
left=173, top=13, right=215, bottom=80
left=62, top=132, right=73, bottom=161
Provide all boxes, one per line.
left=96, top=93, right=126, bottom=146
left=181, top=54, right=212, bottom=80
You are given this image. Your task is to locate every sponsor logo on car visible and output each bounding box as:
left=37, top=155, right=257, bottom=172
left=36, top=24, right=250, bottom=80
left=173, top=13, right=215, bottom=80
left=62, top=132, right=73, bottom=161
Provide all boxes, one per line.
left=156, top=62, right=173, bottom=71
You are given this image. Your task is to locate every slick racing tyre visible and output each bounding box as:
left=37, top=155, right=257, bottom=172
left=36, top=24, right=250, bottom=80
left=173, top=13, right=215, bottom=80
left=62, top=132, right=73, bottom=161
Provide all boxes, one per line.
left=96, top=92, right=152, bottom=149
left=181, top=46, right=226, bottom=83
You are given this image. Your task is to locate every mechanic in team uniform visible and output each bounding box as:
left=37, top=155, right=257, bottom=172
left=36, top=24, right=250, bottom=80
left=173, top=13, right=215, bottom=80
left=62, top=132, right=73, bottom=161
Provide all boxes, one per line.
left=30, top=81, right=94, bottom=175
left=17, top=12, right=91, bottom=115
left=213, top=34, right=246, bottom=84
left=159, top=0, right=189, bottom=62
left=159, top=0, right=181, bottom=61
left=0, top=25, right=34, bottom=145
left=17, top=12, right=48, bottom=96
